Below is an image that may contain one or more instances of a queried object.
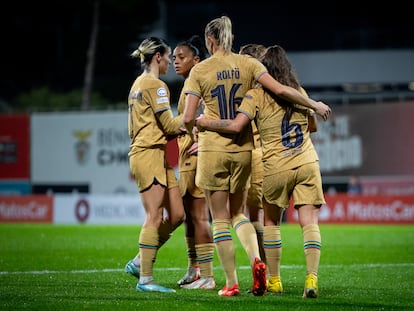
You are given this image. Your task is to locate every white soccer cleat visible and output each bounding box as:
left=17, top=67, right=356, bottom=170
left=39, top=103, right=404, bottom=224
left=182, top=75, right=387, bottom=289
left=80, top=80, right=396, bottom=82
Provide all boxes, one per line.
left=180, top=277, right=216, bottom=290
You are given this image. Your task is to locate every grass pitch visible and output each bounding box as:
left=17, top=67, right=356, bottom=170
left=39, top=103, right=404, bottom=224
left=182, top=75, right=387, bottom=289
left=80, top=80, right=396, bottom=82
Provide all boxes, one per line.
left=1, top=223, right=413, bottom=310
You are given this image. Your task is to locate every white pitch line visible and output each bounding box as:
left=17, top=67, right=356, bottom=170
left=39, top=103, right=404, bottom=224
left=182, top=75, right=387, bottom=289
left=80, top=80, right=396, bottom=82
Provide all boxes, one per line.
left=0, top=263, right=412, bottom=275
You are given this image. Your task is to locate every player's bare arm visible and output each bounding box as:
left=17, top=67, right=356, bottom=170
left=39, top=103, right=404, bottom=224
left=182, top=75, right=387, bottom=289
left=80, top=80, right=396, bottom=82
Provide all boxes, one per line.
left=196, top=113, right=250, bottom=134
left=182, top=93, right=200, bottom=141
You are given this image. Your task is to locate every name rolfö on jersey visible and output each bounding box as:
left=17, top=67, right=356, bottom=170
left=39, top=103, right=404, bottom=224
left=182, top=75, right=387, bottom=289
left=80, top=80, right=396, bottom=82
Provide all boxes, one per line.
left=217, top=68, right=240, bottom=80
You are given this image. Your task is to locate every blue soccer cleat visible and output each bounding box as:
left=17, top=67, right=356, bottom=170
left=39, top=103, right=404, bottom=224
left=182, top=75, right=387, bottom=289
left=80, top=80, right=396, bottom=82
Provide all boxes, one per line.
left=125, top=260, right=140, bottom=278
left=136, top=282, right=176, bottom=293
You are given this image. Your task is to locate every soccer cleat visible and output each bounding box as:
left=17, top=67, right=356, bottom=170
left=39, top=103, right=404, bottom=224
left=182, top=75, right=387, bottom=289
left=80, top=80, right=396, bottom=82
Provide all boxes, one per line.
left=218, top=284, right=240, bottom=296
left=267, top=276, right=283, bottom=294
left=125, top=260, right=140, bottom=278
left=136, top=282, right=176, bottom=293
left=177, top=266, right=200, bottom=285
left=180, top=277, right=216, bottom=290
left=303, top=274, right=318, bottom=298
left=251, top=257, right=267, bottom=296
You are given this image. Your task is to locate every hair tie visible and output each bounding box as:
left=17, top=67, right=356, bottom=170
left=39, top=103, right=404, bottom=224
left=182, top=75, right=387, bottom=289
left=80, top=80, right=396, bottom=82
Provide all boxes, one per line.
left=187, top=42, right=200, bottom=56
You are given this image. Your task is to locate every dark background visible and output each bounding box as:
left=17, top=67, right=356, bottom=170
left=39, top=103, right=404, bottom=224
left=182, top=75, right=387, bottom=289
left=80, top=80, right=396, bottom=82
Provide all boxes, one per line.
left=2, top=0, right=413, bottom=109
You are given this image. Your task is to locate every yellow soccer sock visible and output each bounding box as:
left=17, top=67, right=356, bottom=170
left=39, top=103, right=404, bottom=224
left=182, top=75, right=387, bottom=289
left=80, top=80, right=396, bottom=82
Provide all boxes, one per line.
left=135, top=219, right=175, bottom=265
left=303, top=224, right=321, bottom=276
left=232, top=213, right=260, bottom=264
left=186, top=237, right=198, bottom=268
left=196, top=243, right=215, bottom=278
left=138, top=226, right=158, bottom=278
left=213, top=219, right=238, bottom=287
left=263, top=225, right=282, bottom=277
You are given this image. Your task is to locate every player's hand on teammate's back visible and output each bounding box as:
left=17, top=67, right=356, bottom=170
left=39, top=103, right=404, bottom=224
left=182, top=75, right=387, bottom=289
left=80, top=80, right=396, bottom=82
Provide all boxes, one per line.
left=314, top=101, right=331, bottom=121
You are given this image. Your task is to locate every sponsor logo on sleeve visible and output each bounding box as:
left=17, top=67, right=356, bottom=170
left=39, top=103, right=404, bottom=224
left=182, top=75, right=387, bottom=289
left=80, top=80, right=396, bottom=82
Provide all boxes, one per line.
left=157, top=87, right=167, bottom=96
left=156, top=87, right=169, bottom=104
left=156, top=97, right=169, bottom=104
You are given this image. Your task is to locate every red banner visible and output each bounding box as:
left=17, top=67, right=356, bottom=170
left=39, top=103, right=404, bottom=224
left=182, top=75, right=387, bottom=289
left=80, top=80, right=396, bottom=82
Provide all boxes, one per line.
left=0, top=114, right=30, bottom=179
left=0, top=195, right=53, bottom=223
left=286, top=194, right=414, bottom=224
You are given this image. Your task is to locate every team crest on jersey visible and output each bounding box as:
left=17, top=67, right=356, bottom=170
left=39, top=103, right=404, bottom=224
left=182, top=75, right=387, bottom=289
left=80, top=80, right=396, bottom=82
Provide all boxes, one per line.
left=157, top=87, right=167, bottom=96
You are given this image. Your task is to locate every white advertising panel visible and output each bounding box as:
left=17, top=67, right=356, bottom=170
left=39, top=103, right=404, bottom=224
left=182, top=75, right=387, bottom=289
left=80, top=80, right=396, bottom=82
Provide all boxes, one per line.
left=53, top=194, right=145, bottom=224
left=31, top=111, right=138, bottom=194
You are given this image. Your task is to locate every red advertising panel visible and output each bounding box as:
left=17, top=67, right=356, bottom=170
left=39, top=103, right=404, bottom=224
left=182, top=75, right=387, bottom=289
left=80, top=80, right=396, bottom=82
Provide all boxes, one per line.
left=0, top=195, right=53, bottom=223
left=361, top=176, right=414, bottom=195
left=0, top=114, right=30, bottom=179
left=286, top=194, right=414, bottom=224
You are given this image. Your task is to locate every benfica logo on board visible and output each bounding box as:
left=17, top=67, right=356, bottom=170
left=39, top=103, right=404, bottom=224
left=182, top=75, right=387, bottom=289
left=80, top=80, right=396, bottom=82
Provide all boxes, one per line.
left=73, top=130, right=92, bottom=165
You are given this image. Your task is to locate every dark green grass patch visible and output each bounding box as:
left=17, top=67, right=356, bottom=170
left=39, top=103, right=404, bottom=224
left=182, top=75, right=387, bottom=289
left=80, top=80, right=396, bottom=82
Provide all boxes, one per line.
left=1, top=224, right=413, bottom=310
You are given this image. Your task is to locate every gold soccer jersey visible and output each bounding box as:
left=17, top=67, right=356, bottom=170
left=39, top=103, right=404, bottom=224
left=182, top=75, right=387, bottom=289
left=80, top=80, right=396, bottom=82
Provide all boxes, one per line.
left=128, top=73, right=181, bottom=155
left=237, top=88, right=319, bottom=175
left=184, top=53, right=267, bottom=152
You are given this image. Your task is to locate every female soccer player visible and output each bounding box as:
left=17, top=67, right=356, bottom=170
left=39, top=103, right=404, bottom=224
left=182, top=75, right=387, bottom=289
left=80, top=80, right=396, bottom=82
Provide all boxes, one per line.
left=125, top=36, right=186, bottom=293
left=238, top=43, right=267, bottom=264
left=182, top=15, right=329, bottom=297
left=183, top=15, right=331, bottom=297
left=196, top=44, right=326, bottom=298
left=173, top=35, right=215, bottom=290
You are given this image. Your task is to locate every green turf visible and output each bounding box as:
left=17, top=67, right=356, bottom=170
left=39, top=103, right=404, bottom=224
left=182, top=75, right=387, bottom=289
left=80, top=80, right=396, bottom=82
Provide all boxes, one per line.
left=1, top=224, right=413, bottom=310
